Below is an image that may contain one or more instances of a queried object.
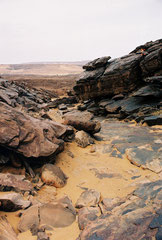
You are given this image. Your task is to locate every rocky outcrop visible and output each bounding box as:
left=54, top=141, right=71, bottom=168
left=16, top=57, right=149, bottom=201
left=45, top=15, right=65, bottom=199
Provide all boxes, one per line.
left=0, top=77, right=51, bottom=110
left=78, top=180, right=162, bottom=240
left=74, top=39, right=162, bottom=100
left=0, top=102, right=73, bottom=159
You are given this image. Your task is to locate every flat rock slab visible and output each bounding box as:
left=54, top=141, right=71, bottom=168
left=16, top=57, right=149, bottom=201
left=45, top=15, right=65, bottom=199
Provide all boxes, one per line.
left=18, top=196, right=76, bottom=233
left=0, top=173, right=33, bottom=192
left=0, top=192, right=31, bottom=211
left=0, top=102, right=73, bottom=158
left=126, top=147, right=162, bottom=173
left=94, top=120, right=162, bottom=173
left=78, top=180, right=162, bottom=240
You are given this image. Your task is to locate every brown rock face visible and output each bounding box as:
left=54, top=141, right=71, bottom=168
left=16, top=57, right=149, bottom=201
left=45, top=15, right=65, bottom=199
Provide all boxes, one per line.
left=0, top=102, right=73, bottom=158
left=74, top=39, right=162, bottom=100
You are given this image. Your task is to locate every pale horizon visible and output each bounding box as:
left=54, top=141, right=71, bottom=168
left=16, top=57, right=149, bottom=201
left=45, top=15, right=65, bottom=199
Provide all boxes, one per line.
left=0, top=0, right=162, bottom=64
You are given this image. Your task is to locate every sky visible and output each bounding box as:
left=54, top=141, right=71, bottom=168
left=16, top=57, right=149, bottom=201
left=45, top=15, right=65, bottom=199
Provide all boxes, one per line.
left=0, top=0, right=162, bottom=64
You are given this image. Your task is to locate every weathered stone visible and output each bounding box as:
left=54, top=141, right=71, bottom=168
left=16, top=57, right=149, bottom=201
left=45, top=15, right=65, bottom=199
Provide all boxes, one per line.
left=132, top=85, right=162, bottom=98
left=41, top=164, right=68, bottom=188
left=74, top=39, right=162, bottom=101
left=78, top=181, right=162, bottom=240
left=0, top=102, right=73, bottom=158
left=18, top=205, right=39, bottom=233
left=0, top=192, right=31, bottom=211
left=39, top=197, right=76, bottom=228
left=126, top=147, right=162, bottom=173
left=142, top=115, right=162, bottom=126
left=83, top=56, right=111, bottom=71
left=75, top=131, right=94, bottom=148
left=0, top=173, right=33, bottom=192
left=75, top=189, right=100, bottom=208
left=78, top=207, right=100, bottom=230
left=63, top=110, right=101, bottom=134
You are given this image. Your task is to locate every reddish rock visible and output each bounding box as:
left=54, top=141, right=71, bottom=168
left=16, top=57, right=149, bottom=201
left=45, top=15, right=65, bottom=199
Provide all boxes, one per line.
left=0, top=102, right=73, bottom=158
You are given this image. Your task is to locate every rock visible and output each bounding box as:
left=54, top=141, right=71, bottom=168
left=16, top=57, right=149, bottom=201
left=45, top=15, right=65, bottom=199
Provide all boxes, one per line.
left=74, top=39, right=162, bottom=101
left=0, top=192, right=31, bottom=211
left=83, top=56, right=111, bottom=70
left=145, top=76, right=162, bottom=84
left=58, top=104, right=67, bottom=110
left=132, top=85, right=162, bottom=98
left=39, top=197, right=76, bottom=228
left=142, top=115, right=162, bottom=126
left=19, top=196, right=76, bottom=232
left=0, top=102, right=73, bottom=158
left=0, top=216, right=18, bottom=240
left=0, top=173, right=33, bottom=192
left=37, top=231, right=49, bottom=240
left=18, top=205, right=39, bottom=233
left=75, top=131, right=94, bottom=148
left=75, top=189, right=100, bottom=208
left=63, top=110, right=101, bottom=134
left=126, top=147, right=162, bottom=173
left=41, top=164, right=68, bottom=188
left=78, top=180, right=162, bottom=240
left=78, top=207, right=100, bottom=230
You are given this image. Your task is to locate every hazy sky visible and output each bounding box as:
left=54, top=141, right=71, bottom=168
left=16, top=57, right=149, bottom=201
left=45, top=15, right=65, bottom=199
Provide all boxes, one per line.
left=0, top=0, right=162, bottom=63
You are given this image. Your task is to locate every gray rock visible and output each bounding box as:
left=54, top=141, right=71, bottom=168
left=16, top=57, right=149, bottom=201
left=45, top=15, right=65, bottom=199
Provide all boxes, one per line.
left=75, top=131, right=94, bottom=148
left=75, top=189, right=100, bottom=208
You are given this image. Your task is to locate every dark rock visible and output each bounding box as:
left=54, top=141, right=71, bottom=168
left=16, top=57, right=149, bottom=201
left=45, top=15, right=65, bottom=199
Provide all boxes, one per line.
left=142, top=115, right=162, bottom=126
left=83, top=56, right=111, bottom=71
left=74, top=39, right=162, bottom=101
left=132, top=85, right=162, bottom=98
left=41, top=164, right=68, bottom=188
left=0, top=173, right=33, bottom=192
left=78, top=207, right=100, bottom=230
left=126, top=147, right=162, bottom=173
left=0, top=192, right=31, bottom=211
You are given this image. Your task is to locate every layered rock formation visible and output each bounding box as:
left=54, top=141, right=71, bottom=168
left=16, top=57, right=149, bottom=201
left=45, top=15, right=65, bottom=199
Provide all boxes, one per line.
left=74, top=39, right=162, bottom=100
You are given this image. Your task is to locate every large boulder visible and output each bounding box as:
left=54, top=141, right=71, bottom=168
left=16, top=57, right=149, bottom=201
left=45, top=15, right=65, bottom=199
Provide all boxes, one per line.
left=0, top=102, right=73, bottom=159
left=63, top=110, right=101, bottom=134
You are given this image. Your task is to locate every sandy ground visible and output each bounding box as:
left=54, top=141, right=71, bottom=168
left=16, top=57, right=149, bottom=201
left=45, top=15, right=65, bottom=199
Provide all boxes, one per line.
left=0, top=135, right=160, bottom=240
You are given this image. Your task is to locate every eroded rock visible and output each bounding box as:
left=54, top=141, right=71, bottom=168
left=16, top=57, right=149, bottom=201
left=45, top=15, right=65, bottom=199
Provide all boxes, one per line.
left=41, top=164, right=68, bottom=188
left=0, top=102, right=73, bottom=158
left=0, top=192, right=31, bottom=211
left=75, top=131, right=94, bottom=148
left=75, top=189, right=100, bottom=208
left=63, top=110, right=101, bottom=134
left=0, top=173, right=33, bottom=192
